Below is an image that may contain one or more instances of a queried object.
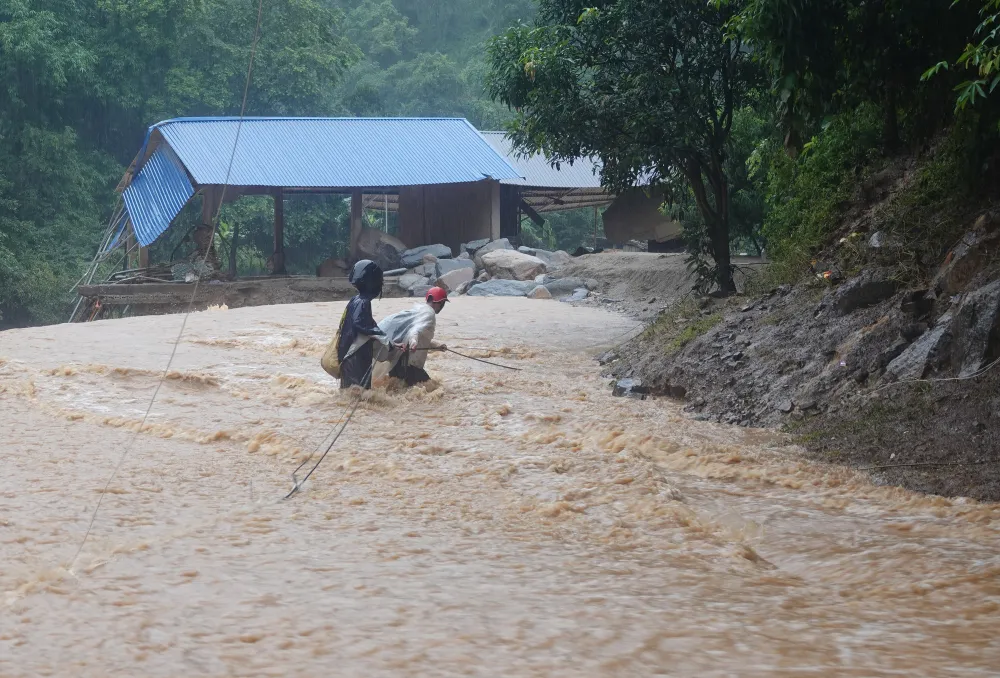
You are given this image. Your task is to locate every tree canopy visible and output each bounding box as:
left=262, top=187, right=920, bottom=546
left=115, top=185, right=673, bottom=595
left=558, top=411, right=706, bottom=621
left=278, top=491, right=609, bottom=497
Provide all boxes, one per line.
left=487, top=0, right=764, bottom=291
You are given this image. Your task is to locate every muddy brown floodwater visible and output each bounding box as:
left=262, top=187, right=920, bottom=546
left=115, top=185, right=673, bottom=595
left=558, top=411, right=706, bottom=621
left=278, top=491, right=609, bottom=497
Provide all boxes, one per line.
left=1, top=298, right=998, bottom=676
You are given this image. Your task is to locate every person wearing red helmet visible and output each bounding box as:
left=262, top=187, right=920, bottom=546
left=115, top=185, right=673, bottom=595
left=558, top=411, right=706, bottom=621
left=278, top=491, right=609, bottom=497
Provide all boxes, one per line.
left=376, top=286, right=449, bottom=385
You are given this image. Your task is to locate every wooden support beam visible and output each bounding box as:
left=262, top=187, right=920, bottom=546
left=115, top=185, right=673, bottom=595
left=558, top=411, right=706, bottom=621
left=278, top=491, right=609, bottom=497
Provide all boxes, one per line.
left=272, top=188, right=286, bottom=274
left=519, top=199, right=545, bottom=227
left=350, top=189, right=363, bottom=260
left=138, top=246, right=149, bottom=269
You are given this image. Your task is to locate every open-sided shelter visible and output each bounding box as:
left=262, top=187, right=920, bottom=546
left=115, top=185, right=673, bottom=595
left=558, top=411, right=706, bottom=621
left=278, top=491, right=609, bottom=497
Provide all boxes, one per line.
left=116, top=117, right=523, bottom=270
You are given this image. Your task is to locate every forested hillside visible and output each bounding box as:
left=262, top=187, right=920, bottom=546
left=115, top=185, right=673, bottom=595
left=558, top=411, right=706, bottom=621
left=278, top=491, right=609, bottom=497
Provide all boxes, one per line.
left=0, top=0, right=539, bottom=327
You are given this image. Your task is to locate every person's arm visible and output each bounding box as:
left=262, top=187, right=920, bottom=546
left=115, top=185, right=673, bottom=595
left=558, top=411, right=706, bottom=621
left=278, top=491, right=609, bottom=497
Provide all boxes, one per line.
left=351, top=299, right=384, bottom=337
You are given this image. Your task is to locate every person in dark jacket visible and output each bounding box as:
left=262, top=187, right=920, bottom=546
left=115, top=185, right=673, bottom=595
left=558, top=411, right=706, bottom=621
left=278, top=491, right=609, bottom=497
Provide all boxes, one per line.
left=337, top=260, right=391, bottom=389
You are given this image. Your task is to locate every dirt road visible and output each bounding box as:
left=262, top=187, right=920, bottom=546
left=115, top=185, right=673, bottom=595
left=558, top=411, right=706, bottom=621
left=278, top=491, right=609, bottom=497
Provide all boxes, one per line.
left=1, top=298, right=998, bottom=676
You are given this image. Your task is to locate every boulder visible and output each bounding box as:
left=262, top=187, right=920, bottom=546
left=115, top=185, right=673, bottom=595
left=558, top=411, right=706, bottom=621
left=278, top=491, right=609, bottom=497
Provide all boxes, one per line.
left=398, top=273, right=428, bottom=291
left=356, top=227, right=407, bottom=270
left=457, top=251, right=471, bottom=261
left=466, top=279, right=534, bottom=297
left=473, top=238, right=514, bottom=267
left=316, top=258, right=349, bottom=278
left=455, top=280, right=475, bottom=295
left=400, top=244, right=453, bottom=269
left=543, top=276, right=591, bottom=296
left=462, top=238, right=492, bottom=257
left=409, top=285, right=434, bottom=299
left=435, top=258, right=475, bottom=277
left=950, top=279, right=1000, bottom=377
left=481, top=250, right=548, bottom=281
left=518, top=246, right=537, bottom=256
left=559, top=288, right=590, bottom=302
left=885, top=312, right=953, bottom=381
left=527, top=285, right=552, bottom=300
left=477, top=270, right=490, bottom=282
left=612, top=378, right=650, bottom=399
left=930, top=226, right=1000, bottom=297
left=436, top=267, right=474, bottom=292
left=533, top=249, right=572, bottom=270
left=834, top=270, right=899, bottom=315
left=411, top=263, right=435, bottom=277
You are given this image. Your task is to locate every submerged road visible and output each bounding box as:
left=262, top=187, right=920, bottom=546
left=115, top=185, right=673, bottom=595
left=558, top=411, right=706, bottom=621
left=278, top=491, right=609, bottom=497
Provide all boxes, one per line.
left=1, top=297, right=998, bottom=676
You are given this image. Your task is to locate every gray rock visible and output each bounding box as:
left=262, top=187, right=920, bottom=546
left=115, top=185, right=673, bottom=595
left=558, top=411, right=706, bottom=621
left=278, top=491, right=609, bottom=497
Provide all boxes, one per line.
left=466, top=279, right=534, bottom=297
left=930, top=228, right=1000, bottom=296
left=473, top=238, right=514, bottom=267
left=885, top=312, right=953, bottom=381
left=878, top=338, right=910, bottom=368
left=436, top=267, right=474, bottom=292
left=435, top=258, right=475, bottom=277
left=559, top=288, right=590, bottom=302
left=834, top=270, right=899, bottom=315
left=462, top=238, right=492, bottom=256
left=476, top=271, right=490, bottom=283
left=409, top=285, right=433, bottom=299
left=518, top=246, right=537, bottom=256
left=543, top=277, right=590, bottom=296
left=481, top=250, right=547, bottom=281
left=356, top=227, right=407, bottom=270
left=527, top=285, right=553, bottom=300
left=457, top=251, right=471, bottom=260
left=534, top=249, right=572, bottom=270
left=397, top=273, right=427, bottom=291
left=868, top=231, right=888, bottom=248
left=455, top=280, right=475, bottom=295
left=400, top=244, right=453, bottom=268
left=612, top=378, right=649, bottom=399
left=777, top=400, right=794, bottom=414
left=951, top=279, right=1000, bottom=377
left=535, top=273, right=555, bottom=285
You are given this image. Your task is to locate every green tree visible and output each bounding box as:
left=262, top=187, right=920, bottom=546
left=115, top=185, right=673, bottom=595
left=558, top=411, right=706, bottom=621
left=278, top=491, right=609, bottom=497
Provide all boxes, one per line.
left=0, top=0, right=359, bottom=327
left=487, top=0, right=763, bottom=292
left=732, top=0, right=979, bottom=151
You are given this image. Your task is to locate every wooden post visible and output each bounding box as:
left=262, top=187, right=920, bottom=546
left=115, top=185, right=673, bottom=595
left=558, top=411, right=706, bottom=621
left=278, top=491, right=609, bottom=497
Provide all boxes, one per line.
left=350, top=189, right=363, bottom=261
left=138, top=246, right=149, bottom=269
left=272, top=188, right=286, bottom=274
left=593, top=206, right=599, bottom=249
left=228, top=222, right=239, bottom=279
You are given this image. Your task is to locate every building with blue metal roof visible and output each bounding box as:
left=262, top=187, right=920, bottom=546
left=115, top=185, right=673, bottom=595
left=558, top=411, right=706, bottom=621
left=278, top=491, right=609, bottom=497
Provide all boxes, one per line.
left=118, top=117, right=522, bottom=273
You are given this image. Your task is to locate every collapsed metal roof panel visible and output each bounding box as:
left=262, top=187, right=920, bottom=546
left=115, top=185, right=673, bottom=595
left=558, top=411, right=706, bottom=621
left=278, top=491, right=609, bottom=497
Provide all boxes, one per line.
left=479, top=132, right=606, bottom=190
left=143, top=117, right=521, bottom=188
left=123, top=145, right=195, bottom=247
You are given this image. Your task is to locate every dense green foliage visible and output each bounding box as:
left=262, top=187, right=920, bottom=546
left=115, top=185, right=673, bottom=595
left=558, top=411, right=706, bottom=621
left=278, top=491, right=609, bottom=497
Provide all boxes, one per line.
left=0, top=0, right=546, bottom=328
left=5, top=0, right=1000, bottom=327
left=486, top=0, right=764, bottom=291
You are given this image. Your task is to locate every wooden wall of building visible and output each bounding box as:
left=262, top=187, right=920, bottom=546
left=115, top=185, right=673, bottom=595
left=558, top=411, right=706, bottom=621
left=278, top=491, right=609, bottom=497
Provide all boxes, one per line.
left=398, top=180, right=500, bottom=253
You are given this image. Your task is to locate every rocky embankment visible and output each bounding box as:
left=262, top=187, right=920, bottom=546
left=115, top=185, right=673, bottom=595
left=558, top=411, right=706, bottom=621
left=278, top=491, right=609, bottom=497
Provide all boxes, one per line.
left=607, top=218, right=1000, bottom=501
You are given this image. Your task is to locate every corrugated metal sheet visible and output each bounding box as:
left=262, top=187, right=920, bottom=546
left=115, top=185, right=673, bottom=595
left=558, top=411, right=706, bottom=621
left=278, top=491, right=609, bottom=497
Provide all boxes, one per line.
left=145, top=117, right=521, bottom=188
left=123, top=145, right=195, bottom=246
left=480, top=132, right=605, bottom=189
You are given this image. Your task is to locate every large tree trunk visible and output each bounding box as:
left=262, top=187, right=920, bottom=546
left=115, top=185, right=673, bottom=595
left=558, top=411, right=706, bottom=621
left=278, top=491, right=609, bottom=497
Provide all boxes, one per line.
left=685, top=158, right=736, bottom=294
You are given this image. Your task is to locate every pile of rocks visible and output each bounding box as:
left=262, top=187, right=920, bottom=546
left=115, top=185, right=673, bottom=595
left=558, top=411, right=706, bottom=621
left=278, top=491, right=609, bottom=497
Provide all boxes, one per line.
left=389, top=237, right=595, bottom=301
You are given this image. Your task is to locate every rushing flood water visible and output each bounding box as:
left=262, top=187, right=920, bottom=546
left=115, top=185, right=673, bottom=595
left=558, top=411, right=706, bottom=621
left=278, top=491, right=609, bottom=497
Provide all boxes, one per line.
left=1, top=297, right=998, bottom=676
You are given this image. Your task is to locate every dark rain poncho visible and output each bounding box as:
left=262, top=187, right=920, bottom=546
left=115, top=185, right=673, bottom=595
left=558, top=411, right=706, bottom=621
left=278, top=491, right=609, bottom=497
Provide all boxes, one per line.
left=337, top=295, right=388, bottom=389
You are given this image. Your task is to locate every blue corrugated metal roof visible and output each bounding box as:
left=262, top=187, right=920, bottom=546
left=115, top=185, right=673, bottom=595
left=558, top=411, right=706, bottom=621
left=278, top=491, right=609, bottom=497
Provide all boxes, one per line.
left=136, top=117, right=522, bottom=188
left=480, top=132, right=605, bottom=189
left=123, top=144, right=195, bottom=246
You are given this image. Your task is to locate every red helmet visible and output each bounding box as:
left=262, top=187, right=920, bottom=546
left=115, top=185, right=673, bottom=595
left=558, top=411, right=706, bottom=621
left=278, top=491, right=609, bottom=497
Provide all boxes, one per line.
left=426, top=286, right=448, bottom=303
